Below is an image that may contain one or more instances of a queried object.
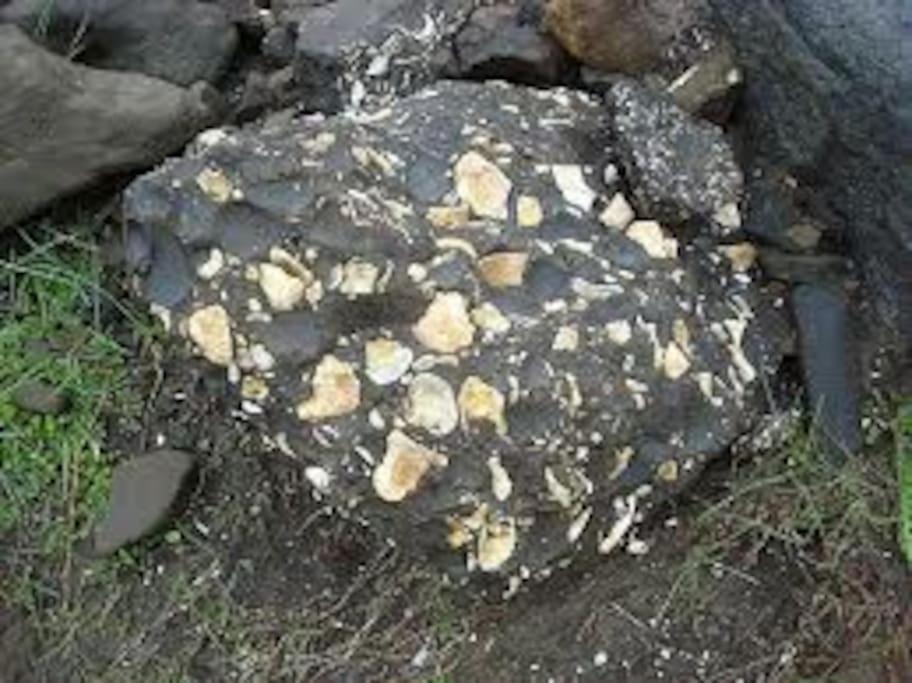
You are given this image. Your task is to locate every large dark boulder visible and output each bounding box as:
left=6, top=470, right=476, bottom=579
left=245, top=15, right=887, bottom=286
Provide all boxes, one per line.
left=0, top=0, right=238, bottom=86
left=122, top=80, right=786, bottom=590
left=710, top=0, right=912, bottom=340
left=0, top=25, right=219, bottom=230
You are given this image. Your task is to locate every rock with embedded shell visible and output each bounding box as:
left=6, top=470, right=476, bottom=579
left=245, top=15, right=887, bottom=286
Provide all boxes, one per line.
left=123, top=80, right=788, bottom=593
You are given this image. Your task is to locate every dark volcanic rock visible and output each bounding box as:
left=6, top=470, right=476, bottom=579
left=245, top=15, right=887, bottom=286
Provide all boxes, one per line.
left=0, top=0, right=238, bottom=86
left=450, top=3, right=574, bottom=86
left=710, top=0, right=912, bottom=341
left=123, top=80, right=785, bottom=589
left=274, top=0, right=473, bottom=113
left=93, top=449, right=198, bottom=555
left=0, top=25, right=220, bottom=230
left=609, top=79, right=743, bottom=232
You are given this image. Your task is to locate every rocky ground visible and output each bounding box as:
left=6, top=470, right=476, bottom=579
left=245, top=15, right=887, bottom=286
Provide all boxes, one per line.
left=1, top=1, right=910, bottom=682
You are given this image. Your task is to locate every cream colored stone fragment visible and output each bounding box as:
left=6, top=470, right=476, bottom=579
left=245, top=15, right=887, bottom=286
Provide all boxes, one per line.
left=195, top=168, right=233, bottom=203
left=713, top=202, right=742, bottom=229
left=517, top=194, right=544, bottom=228
left=663, top=341, right=691, bottom=380
left=478, top=251, right=529, bottom=288
left=488, top=456, right=513, bottom=501
left=657, top=459, right=679, bottom=483
left=552, top=325, right=580, bottom=352
left=599, top=193, right=635, bottom=230
left=339, top=259, right=380, bottom=297
left=365, top=339, right=413, bottom=385
left=544, top=466, right=574, bottom=509
left=187, top=304, right=233, bottom=366
left=197, top=248, right=225, bottom=280
left=413, top=292, right=476, bottom=353
left=296, top=355, right=361, bottom=421
left=470, top=302, right=511, bottom=335
left=552, top=164, right=597, bottom=211
left=720, top=243, right=758, bottom=272
left=259, top=263, right=307, bottom=311
left=606, top=320, right=632, bottom=345
left=459, top=376, right=507, bottom=435
left=426, top=204, right=471, bottom=230
left=626, top=221, right=679, bottom=259
left=477, top=518, right=517, bottom=572
left=454, top=151, right=512, bottom=220
left=372, top=430, right=448, bottom=503
left=405, top=373, right=459, bottom=436
left=241, top=375, right=269, bottom=401
left=609, top=446, right=635, bottom=480
left=672, top=319, right=691, bottom=353
left=269, top=247, right=312, bottom=281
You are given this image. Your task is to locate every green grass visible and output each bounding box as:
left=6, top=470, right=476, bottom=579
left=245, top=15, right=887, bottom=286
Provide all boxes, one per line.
left=0, top=227, right=152, bottom=577
left=897, top=402, right=912, bottom=567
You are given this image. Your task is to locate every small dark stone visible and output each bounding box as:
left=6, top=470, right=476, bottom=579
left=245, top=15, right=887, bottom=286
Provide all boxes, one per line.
left=92, top=449, right=197, bottom=556
left=792, top=283, right=861, bottom=459
left=142, top=228, right=194, bottom=308
left=452, top=4, right=574, bottom=86
left=11, top=381, right=68, bottom=416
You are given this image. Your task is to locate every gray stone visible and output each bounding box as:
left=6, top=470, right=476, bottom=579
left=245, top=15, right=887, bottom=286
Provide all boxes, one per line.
left=93, top=449, right=197, bottom=555
left=710, top=0, right=912, bottom=341
left=792, top=282, right=861, bottom=459
left=123, top=81, right=786, bottom=588
left=609, top=78, right=743, bottom=232
left=0, top=0, right=238, bottom=86
left=11, top=380, right=68, bottom=416
left=0, top=25, right=220, bottom=230
left=449, top=3, right=574, bottom=86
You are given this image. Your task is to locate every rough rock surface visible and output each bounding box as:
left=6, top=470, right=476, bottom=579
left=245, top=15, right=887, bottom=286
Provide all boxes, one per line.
left=0, top=25, right=220, bottom=230
left=609, top=79, right=743, bottom=232
left=0, top=0, right=238, bottom=86
left=123, top=80, right=785, bottom=588
left=710, top=0, right=912, bottom=340
left=92, top=449, right=197, bottom=555
left=272, top=0, right=473, bottom=113
left=448, top=2, right=573, bottom=86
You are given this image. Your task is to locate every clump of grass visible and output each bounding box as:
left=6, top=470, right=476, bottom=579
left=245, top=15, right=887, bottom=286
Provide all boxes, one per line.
left=671, top=407, right=907, bottom=678
left=0, top=227, right=149, bottom=617
left=897, top=402, right=912, bottom=567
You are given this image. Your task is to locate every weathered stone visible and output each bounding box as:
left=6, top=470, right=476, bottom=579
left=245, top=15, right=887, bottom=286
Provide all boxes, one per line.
left=610, top=78, right=743, bottom=231
left=0, top=25, right=219, bottom=230
left=0, top=0, right=238, bottom=86
left=478, top=252, right=529, bottom=289
left=123, top=80, right=786, bottom=589
left=544, top=0, right=702, bottom=74
left=450, top=3, right=573, bottom=85
left=93, top=450, right=197, bottom=555
left=710, top=0, right=912, bottom=340
left=599, top=193, right=636, bottom=231
left=11, top=380, right=68, bottom=416
left=517, top=195, right=544, bottom=228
